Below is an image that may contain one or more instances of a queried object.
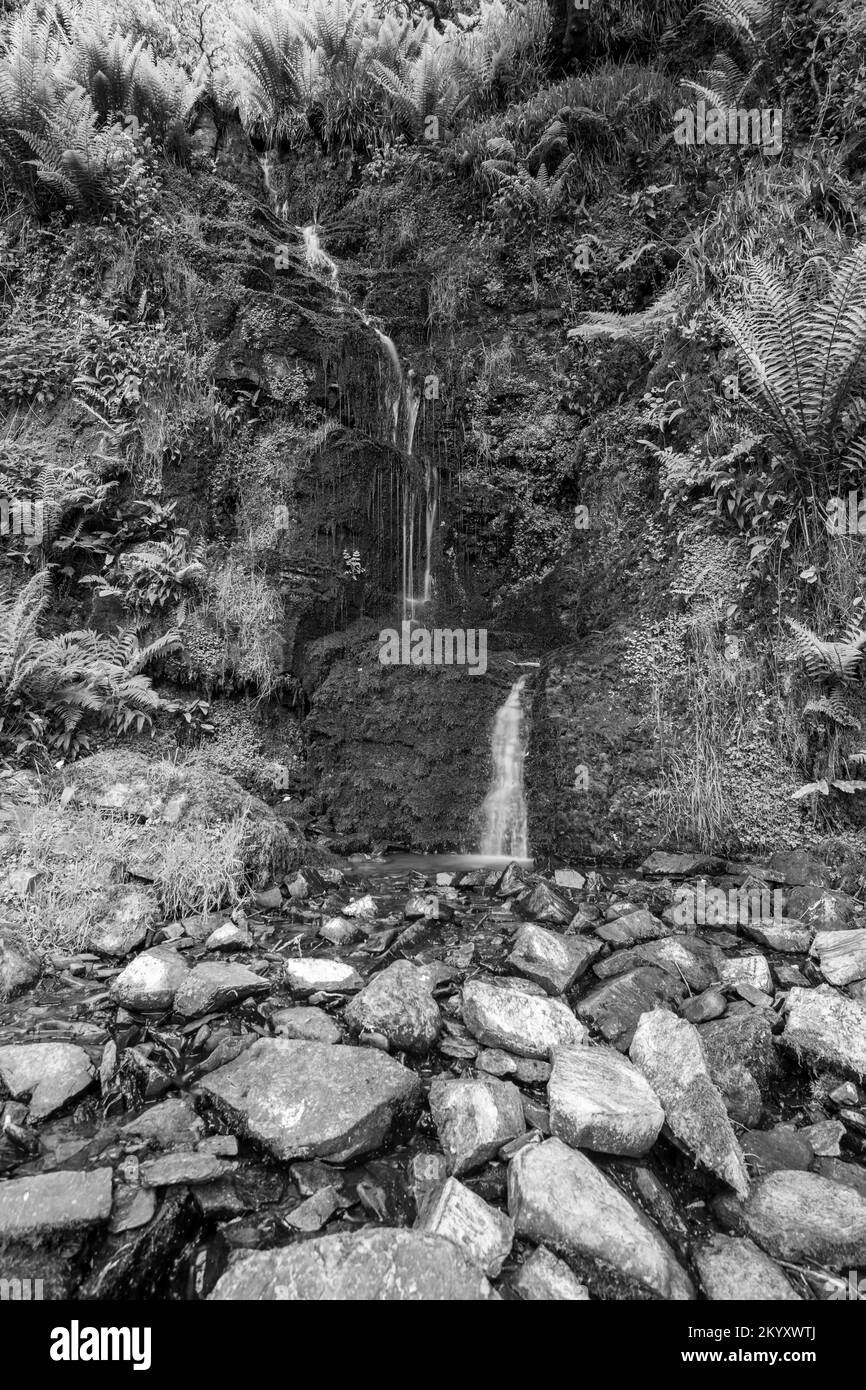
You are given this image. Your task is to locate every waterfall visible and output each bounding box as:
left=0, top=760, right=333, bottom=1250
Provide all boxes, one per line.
left=299, top=223, right=340, bottom=289
left=480, top=676, right=530, bottom=859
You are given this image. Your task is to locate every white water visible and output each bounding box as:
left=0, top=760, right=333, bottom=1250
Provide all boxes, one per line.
left=299, top=223, right=340, bottom=289
left=480, top=677, right=530, bottom=859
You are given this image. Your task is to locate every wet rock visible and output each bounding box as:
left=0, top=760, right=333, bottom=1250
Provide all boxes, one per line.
left=209, top=1228, right=497, bottom=1300
left=800, top=1119, right=845, bottom=1157
left=270, top=1005, right=341, bottom=1044
left=596, top=909, right=668, bottom=948
left=516, top=881, right=573, bottom=925
left=205, top=924, right=254, bottom=951
left=782, top=985, right=866, bottom=1081
left=681, top=989, right=726, bottom=1024
left=717, top=1169, right=866, bottom=1269
left=319, top=916, right=363, bottom=947
left=829, top=1081, right=861, bottom=1108
left=522, top=1097, right=551, bottom=1133
left=477, top=1047, right=518, bottom=1077
left=462, top=979, right=587, bottom=1058
left=788, top=885, right=856, bottom=929
left=576, top=967, right=684, bottom=1051
left=597, top=936, right=725, bottom=993
left=88, top=886, right=157, bottom=958
left=110, top=1185, right=157, bottom=1234
left=343, top=894, right=377, bottom=919
left=513, top=1245, right=589, bottom=1300
left=495, top=862, right=527, bottom=896
left=284, top=1185, right=341, bottom=1232
left=283, top=958, right=362, bottom=995
left=742, top=1124, right=812, bottom=1176
left=508, top=923, right=600, bottom=995
left=742, top=919, right=812, bottom=953
left=344, top=960, right=440, bottom=1053
left=121, top=1097, right=204, bottom=1148
left=0, top=1167, right=113, bottom=1237
left=174, top=962, right=269, bottom=1016
left=197, top=1038, right=420, bottom=1162
left=0, top=1042, right=93, bottom=1120
left=722, top=955, right=773, bottom=994
left=629, top=1010, right=750, bottom=1197
left=508, top=1138, right=694, bottom=1300
left=548, top=1043, right=664, bottom=1157
left=429, top=1074, right=525, bottom=1174
left=140, top=1152, right=231, bottom=1186
left=112, top=946, right=188, bottom=1012
left=404, top=892, right=439, bottom=920
left=0, top=929, right=40, bottom=999
left=416, top=1176, right=514, bottom=1276
left=80, top=1187, right=198, bottom=1299
left=811, top=929, right=866, bottom=987
left=695, top=1234, right=801, bottom=1300
left=766, top=852, right=830, bottom=888
left=554, top=869, right=585, bottom=891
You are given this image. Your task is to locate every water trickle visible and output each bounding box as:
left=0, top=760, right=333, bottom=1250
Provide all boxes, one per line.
left=480, top=676, right=530, bottom=859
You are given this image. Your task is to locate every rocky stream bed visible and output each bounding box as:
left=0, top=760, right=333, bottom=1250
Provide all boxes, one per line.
left=2, top=846, right=866, bottom=1301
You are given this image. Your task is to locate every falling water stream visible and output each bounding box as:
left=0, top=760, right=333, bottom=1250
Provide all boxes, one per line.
left=480, top=676, right=530, bottom=859
left=297, top=223, right=438, bottom=620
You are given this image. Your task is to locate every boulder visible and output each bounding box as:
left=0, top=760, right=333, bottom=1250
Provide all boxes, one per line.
left=508, top=1138, right=694, bottom=1300
left=173, top=962, right=270, bottom=1016
left=0, top=929, right=40, bottom=999
left=462, top=979, right=587, bottom=1058
left=695, top=1234, right=801, bottom=1300
left=512, top=1246, right=589, bottom=1300
left=508, top=923, right=600, bottom=995
left=0, top=1168, right=113, bottom=1238
left=811, top=929, right=866, bottom=987
left=111, top=946, right=188, bottom=1012
left=629, top=1010, right=750, bottom=1197
left=283, top=958, right=363, bottom=995
left=548, top=1043, right=664, bottom=1157
left=428, top=1074, right=525, bottom=1175
left=717, top=1169, right=866, bottom=1269
left=196, top=1038, right=420, bottom=1162
left=596, top=909, right=668, bottom=948
left=87, top=886, right=157, bottom=957
left=576, top=967, right=684, bottom=1051
left=782, top=985, right=866, bottom=1081
left=416, top=1177, right=514, bottom=1276
left=209, top=1228, right=496, bottom=1300
left=0, top=1041, right=93, bottom=1120
left=344, top=961, right=440, bottom=1053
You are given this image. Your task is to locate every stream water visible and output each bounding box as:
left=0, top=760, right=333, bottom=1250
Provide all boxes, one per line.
left=480, top=676, right=530, bottom=859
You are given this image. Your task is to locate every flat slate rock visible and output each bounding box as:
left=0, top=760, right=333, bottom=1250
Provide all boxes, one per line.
left=209, top=1228, right=496, bottom=1300
left=270, top=1006, right=341, bottom=1044
left=548, top=1043, right=664, bottom=1157
left=576, top=967, right=684, bottom=1051
left=344, top=960, right=440, bottom=1053
left=508, top=923, right=600, bottom=995
left=782, top=985, right=866, bottom=1081
left=629, top=1010, right=750, bottom=1198
left=641, top=852, right=717, bottom=877
left=596, top=909, right=668, bottom=948
left=462, top=978, right=587, bottom=1059
left=811, top=929, right=866, bottom=987
left=196, top=1038, right=421, bottom=1163
left=742, top=919, right=812, bottom=953
left=140, top=1152, right=231, bottom=1187
left=0, top=1167, right=113, bottom=1238
left=695, top=1234, right=801, bottom=1300
left=429, top=1074, right=525, bottom=1175
left=174, top=962, right=270, bottom=1016
left=508, top=1137, right=694, bottom=1300
left=717, top=1169, right=866, bottom=1269
left=0, top=1041, right=93, bottom=1119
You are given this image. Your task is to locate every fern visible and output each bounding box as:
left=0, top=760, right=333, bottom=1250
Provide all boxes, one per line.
left=568, top=286, right=680, bottom=346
